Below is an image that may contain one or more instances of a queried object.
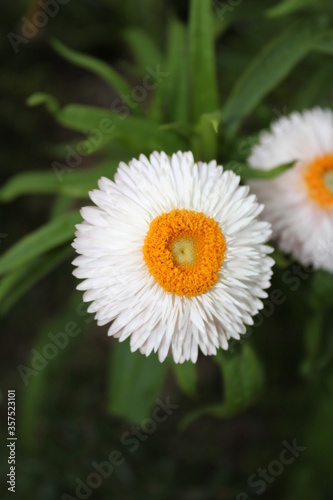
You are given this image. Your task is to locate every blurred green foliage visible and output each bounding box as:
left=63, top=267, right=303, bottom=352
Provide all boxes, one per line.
left=1, top=0, right=333, bottom=498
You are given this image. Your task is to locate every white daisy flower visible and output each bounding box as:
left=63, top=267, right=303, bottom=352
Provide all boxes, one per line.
left=72, top=151, right=273, bottom=363
left=247, top=107, right=333, bottom=272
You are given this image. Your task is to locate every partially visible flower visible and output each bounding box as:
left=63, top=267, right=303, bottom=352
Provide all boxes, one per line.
left=72, top=151, right=273, bottom=363
left=248, top=107, right=333, bottom=272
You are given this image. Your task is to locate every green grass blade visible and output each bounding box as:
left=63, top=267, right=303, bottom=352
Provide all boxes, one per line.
left=226, top=160, right=295, bottom=180
left=172, top=361, right=197, bottom=398
left=0, top=246, right=72, bottom=315
left=164, top=19, right=189, bottom=123
left=266, top=0, right=316, bottom=18
left=50, top=38, right=139, bottom=112
left=56, top=104, right=187, bottom=154
left=189, top=0, right=219, bottom=122
left=0, top=211, right=80, bottom=276
left=221, top=21, right=328, bottom=136
left=0, top=161, right=120, bottom=202
left=124, top=28, right=162, bottom=72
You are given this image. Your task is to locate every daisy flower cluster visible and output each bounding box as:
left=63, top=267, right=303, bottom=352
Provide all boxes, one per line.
left=72, top=107, right=333, bottom=364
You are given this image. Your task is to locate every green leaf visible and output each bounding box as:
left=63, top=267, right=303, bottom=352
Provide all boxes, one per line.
left=221, top=21, right=328, bottom=136
left=26, top=92, right=59, bottom=114
left=172, top=361, right=197, bottom=397
left=29, top=96, right=187, bottom=154
left=192, top=111, right=221, bottom=161
left=181, top=344, right=264, bottom=428
left=108, top=340, right=168, bottom=423
left=189, top=0, right=219, bottom=122
left=164, top=19, right=189, bottom=123
left=50, top=38, right=139, bottom=112
left=266, top=0, right=317, bottom=17
left=225, top=160, right=295, bottom=180
left=0, top=171, right=65, bottom=201
left=124, top=28, right=162, bottom=72
left=0, top=167, right=109, bottom=202
left=0, top=161, right=121, bottom=202
left=0, top=211, right=80, bottom=276
left=50, top=195, right=76, bottom=219
left=214, top=344, right=265, bottom=416
left=56, top=104, right=186, bottom=154
left=0, top=246, right=72, bottom=315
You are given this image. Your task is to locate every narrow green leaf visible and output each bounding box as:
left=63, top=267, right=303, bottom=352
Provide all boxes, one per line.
left=0, top=171, right=67, bottom=201
left=173, top=362, right=197, bottom=398
left=108, top=340, right=168, bottom=424
left=0, top=211, right=80, bottom=276
left=50, top=195, right=76, bottom=219
left=148, top=84, right=165, bottom=122
left=164, top=19, right=189, bottom=123
left=56, top=104, right=186, bottom=154
left=50, top=38, right=139, bottom=112
left=189, top=0, right=219, bottom=122
left=225, top=160, right=295, bottom=180
left=0, top=162, right=120, bottom=202
left=124, top=28, right=162, bottom=72
left=221, top=21, right=328, bottom=136
left=0, top=246, right=72, bottom=315
left=192, top=111, right=221, bottom=161
left=26, top=92, right=59, bottom=114
left=266, top=0, right=316, bottom=18
left=28, top=94, right=187, bottom=154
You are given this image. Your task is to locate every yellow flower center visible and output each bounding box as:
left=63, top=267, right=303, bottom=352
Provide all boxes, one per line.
left=143, top=209, right=226, bottom=297
left=171, top=237, right=198, bottom=266
left=304, top=154, right=333, bottom=206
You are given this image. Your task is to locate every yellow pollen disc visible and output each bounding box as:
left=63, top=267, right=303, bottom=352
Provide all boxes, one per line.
left=304, top=154, right=333, bottom=206
left=171, top=237, right=198, bottom=266
left=142, top=209, right=226, bottom=297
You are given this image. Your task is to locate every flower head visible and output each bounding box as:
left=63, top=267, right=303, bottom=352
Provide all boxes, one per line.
left=72, top=151, right=273, bottom=363
left=247, top=108, right=333, bottom=272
